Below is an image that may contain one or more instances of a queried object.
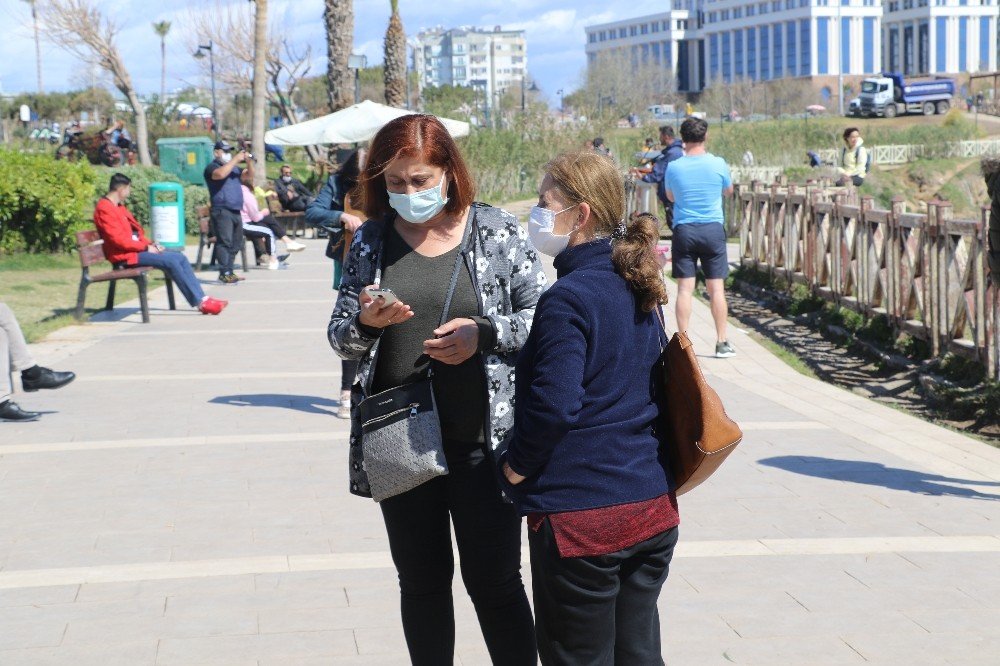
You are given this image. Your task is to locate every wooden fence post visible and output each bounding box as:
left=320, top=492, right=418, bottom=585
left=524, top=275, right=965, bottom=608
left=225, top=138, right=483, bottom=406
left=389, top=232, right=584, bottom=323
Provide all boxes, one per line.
left=889, top=196, right=906, bottom=332
left=925, top=201, right=941, bottom=357
left=859, top=196, right=873, bottom=315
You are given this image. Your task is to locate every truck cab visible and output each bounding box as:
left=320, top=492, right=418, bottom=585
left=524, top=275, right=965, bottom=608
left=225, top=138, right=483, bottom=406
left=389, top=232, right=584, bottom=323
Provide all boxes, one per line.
left=859, top=77, right=897, bottom=117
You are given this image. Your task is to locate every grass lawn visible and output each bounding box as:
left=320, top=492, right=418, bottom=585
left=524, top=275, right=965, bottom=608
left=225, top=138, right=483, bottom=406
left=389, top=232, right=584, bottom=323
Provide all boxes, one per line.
left=0, top=252, right=167, bottom=343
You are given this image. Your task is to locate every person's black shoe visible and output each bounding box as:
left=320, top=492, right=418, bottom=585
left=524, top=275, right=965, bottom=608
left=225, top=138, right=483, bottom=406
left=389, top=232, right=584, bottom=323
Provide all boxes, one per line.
left=21, top=367, right=76, bottom=392
left=0, top=401, right=40, bottom=422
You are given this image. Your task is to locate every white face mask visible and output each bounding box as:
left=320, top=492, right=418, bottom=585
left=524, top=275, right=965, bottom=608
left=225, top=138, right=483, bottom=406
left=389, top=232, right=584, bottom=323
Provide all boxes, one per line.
left=388, top=173, right=449, bottom=224
left=221, top=152, right=232, bottom=162
left=528, top=204, right=577, bottom=257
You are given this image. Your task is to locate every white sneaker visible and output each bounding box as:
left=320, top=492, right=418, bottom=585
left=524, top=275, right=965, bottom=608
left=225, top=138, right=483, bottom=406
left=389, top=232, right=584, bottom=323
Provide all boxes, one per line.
left=267, top=259, right=280, bottom=270
left=285, top=240, right=306, bottom=252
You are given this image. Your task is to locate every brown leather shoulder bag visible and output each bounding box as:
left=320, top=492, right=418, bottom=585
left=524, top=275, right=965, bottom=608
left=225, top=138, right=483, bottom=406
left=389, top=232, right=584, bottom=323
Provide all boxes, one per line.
left=656, top=319, right=743, bottom=495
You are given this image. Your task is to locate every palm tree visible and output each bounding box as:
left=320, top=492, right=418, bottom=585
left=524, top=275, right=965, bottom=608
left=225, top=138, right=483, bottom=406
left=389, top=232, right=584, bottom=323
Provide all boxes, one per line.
left=383, top=0, right=406, bottom=108
left=324, top=0, right=354, bottom=112
left=22, top=0, right=43, bottom=92
left=251, top=0, right=268, bottom=185
left=152, top=21, right=171, bottom=101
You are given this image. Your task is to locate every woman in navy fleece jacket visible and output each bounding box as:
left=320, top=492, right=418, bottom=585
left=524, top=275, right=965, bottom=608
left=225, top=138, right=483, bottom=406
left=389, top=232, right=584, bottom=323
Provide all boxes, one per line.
left=501, top=151, right=679, bottom=665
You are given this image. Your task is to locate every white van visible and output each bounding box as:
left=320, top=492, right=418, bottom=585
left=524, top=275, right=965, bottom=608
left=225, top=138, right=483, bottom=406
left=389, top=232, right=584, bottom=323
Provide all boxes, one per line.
left=647, top=104, right=676, bottom=120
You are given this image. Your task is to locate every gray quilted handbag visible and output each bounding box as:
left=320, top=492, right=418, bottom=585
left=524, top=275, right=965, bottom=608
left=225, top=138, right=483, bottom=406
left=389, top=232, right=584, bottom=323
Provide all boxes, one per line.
left=356, top=223, right=471, bottom=502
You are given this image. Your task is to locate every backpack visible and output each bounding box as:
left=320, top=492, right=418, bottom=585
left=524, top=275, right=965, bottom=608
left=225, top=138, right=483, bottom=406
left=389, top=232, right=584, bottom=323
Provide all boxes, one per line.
left=844, top=146, right=872, bottom=174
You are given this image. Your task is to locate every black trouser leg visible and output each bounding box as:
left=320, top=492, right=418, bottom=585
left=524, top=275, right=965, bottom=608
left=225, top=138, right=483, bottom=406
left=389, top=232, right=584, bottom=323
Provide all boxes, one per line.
left=449, top=457, right=537, bottom=665
left=529, top=520, right=677, bottom=666
left=380, top=476, right=456, bottom=666
left=340, top=359, right=358, bottom=391
left=379, top=456, right=536, bottom=666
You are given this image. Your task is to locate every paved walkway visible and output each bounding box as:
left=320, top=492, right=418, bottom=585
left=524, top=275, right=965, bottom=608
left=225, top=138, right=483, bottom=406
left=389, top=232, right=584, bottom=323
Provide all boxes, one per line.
left=2, top=230, right=1000, bottom=665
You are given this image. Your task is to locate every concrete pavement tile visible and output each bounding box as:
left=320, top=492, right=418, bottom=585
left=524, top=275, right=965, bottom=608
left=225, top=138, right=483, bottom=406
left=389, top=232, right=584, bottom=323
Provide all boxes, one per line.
left=0, top=615, right=67, bottom=650
left=257, top=604, right=393, bottom=634
left=720, top=606, right=926, bottom=640
left=153, top=634, right=260, bottom=665
left=843, top=632, right=998, bottom=665
left=667, top=635, right=867, bottom=664
left=0, top=640, right=157, bottom=666
left=353, top=624, right=409, bottom=655
left=900, top=607, right=1000, bottom=634
left=75, top=575, right=256, bottom=604
left=0, top=584, right=79, bottom=607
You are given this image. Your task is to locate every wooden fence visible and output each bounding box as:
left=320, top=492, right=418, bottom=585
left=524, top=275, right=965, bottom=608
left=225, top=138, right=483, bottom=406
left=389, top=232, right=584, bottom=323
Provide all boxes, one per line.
left=735, top=180, right=999, bottom=378
left=816, top=138, right=1000, bottom=167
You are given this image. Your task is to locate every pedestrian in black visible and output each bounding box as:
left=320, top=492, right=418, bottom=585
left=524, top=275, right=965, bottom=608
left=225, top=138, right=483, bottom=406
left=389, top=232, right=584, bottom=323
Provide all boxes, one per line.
left=204, top=140, right=252, bottom=284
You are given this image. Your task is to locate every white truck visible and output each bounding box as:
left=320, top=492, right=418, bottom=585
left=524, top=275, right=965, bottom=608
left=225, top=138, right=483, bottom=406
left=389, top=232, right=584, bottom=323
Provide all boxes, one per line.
left=858, top=72, right=956, bottom=119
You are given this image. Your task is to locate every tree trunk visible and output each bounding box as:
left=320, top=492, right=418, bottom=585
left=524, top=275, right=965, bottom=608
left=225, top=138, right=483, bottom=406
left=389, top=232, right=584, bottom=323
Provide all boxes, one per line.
left=251, top=0, right=268, bottom=186
left=30, top=1, right=44, bottom=93
left=324, top=0, right=354, bottom=112
left=124, top=88, right=152, bottom=166
left=383, top=1, right=407, bottom=108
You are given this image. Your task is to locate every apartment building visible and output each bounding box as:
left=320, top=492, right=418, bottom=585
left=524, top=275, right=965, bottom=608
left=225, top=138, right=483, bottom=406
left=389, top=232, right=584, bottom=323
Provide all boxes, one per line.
left=584, top=0, right=998, bottom=94
left=413, top=26, right=528, bottom=104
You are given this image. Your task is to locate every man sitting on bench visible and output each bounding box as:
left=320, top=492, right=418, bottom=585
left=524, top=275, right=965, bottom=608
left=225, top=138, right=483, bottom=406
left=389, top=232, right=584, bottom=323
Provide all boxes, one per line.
left=93, top=173, right=228, bottom=315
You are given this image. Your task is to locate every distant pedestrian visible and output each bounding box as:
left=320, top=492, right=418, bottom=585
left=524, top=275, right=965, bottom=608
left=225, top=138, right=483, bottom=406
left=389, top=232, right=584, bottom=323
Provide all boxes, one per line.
left=664, top=116, right=736, bottom=358
left=807, top=151, right=822, bottom=168
left=631, top=125, right=684, bottom=231
left=742, top=149, right=755, bottom=166
left=592, top=137, right=612, bottom=159
left=239, top=170, right=306, bottom=270
left=204, top=140, right=252, bottom=284
left=836, top=127, right=869, bottom=187
left=274, top=164, right=314, bottom=212
left=306, top=150, right=366, bottom=419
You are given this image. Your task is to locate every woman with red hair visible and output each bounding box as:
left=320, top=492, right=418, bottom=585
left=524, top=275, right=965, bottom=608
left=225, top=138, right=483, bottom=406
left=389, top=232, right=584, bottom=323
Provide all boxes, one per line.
left=328, top=114, right=544, bottom=664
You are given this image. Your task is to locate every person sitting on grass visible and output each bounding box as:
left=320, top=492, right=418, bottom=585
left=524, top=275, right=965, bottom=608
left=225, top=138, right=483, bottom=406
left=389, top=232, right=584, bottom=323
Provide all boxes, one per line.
left=240, top=170, right=306, bottom=270
left=1, top=302, right=76, bottom=423
left=93, top=173, right=228, bottom=315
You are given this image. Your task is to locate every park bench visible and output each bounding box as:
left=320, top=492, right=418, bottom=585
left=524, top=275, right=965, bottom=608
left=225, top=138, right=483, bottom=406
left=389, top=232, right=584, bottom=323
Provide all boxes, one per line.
left=74, top=230, right=176, bottom=324
left=194, top=205, right=250, bottom=272
left=273, top=210, right=310, bottom=239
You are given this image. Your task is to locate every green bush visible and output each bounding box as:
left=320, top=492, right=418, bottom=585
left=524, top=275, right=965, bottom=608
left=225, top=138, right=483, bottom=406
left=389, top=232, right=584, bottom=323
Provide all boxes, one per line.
left=0, top=150, right=102, bottom=253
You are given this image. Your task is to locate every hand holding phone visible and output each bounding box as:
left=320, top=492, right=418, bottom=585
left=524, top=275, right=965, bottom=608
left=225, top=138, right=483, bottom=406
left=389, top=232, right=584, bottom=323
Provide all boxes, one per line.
left=362, top=287, right=399, bottom=307
left=359, top=285, right=413, bottom=329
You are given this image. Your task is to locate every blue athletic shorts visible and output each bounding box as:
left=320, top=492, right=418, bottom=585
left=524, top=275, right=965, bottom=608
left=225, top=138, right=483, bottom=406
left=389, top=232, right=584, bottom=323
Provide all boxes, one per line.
left=670, top=222, right=729, bottom=280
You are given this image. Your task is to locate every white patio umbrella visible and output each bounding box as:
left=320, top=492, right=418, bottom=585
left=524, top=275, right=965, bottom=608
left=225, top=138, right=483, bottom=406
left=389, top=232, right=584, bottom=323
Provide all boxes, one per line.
left=264, top=99, right=470, bottom=146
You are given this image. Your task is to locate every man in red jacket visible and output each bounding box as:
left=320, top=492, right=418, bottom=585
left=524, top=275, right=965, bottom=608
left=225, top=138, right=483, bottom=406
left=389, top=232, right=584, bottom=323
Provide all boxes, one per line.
left=93, top=173, right=227, bottom=315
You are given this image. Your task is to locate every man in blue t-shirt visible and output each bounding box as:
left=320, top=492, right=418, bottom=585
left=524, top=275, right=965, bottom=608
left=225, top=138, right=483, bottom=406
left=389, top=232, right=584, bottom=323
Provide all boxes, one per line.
left=663, top=117, right=736, bottom=358
left=204, top=140, right=253, bottom=284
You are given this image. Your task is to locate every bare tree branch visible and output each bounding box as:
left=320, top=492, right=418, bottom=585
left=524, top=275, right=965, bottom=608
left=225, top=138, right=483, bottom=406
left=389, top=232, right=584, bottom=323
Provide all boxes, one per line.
left=186, top=1, right=320, bottom=161
left=40, top=0, right=152, bottom=165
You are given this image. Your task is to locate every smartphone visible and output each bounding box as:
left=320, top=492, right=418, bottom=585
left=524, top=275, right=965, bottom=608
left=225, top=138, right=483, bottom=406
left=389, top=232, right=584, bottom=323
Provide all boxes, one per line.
left=362, top=287, right=400, bottom=307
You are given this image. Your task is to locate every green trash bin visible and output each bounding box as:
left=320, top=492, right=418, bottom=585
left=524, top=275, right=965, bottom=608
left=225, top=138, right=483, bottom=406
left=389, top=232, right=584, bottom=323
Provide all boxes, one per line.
left=156, top=137, right=214, bottom=185
left=149, top=182, right=186, bottom=250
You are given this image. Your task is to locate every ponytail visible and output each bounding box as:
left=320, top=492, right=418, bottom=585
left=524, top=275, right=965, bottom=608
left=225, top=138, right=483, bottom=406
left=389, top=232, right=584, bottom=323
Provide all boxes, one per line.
left=611, top=212, right=669, bottom=312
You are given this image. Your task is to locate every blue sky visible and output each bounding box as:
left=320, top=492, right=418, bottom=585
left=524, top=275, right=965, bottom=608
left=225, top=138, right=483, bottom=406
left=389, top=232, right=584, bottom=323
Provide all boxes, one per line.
left=0, top=0, right=647, bottom=105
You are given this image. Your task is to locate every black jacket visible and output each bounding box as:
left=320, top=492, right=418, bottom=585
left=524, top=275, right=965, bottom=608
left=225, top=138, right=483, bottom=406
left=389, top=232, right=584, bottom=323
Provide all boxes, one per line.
left=273, top=177, right=312, bottom=209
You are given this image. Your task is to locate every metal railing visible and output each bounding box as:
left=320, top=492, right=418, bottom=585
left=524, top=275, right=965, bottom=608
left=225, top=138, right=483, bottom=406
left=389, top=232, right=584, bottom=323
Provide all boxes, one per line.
left=735, top=180, right=999, bottom=378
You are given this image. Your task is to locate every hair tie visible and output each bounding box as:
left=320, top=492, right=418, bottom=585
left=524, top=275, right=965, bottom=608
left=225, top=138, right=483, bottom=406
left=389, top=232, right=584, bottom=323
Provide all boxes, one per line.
left=611, top=220, right=627, bottom=240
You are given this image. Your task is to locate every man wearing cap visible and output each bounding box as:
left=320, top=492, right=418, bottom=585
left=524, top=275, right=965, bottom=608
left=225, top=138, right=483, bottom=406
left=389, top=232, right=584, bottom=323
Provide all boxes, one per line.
left=205, top=141, right=253, bottom=284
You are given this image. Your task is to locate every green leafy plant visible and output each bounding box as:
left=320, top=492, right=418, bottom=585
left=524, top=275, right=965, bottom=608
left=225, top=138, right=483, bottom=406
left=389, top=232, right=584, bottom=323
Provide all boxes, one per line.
left=0, top=150, right=102, bottom=253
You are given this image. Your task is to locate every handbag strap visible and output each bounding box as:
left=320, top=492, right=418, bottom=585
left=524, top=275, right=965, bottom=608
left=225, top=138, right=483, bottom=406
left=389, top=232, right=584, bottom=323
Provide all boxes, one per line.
left=375, top=210, right=476, bottom=380
left=653, top=305, right=671, bottom=349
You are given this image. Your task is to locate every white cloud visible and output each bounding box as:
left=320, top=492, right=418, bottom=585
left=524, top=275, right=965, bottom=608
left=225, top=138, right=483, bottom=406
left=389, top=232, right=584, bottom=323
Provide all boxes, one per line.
left=0, top=0, right=646, bottom=102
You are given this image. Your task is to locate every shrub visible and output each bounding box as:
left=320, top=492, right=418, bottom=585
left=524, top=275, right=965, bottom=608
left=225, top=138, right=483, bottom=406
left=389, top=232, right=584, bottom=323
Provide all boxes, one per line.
left=0, top=150, right=102, bottom=253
